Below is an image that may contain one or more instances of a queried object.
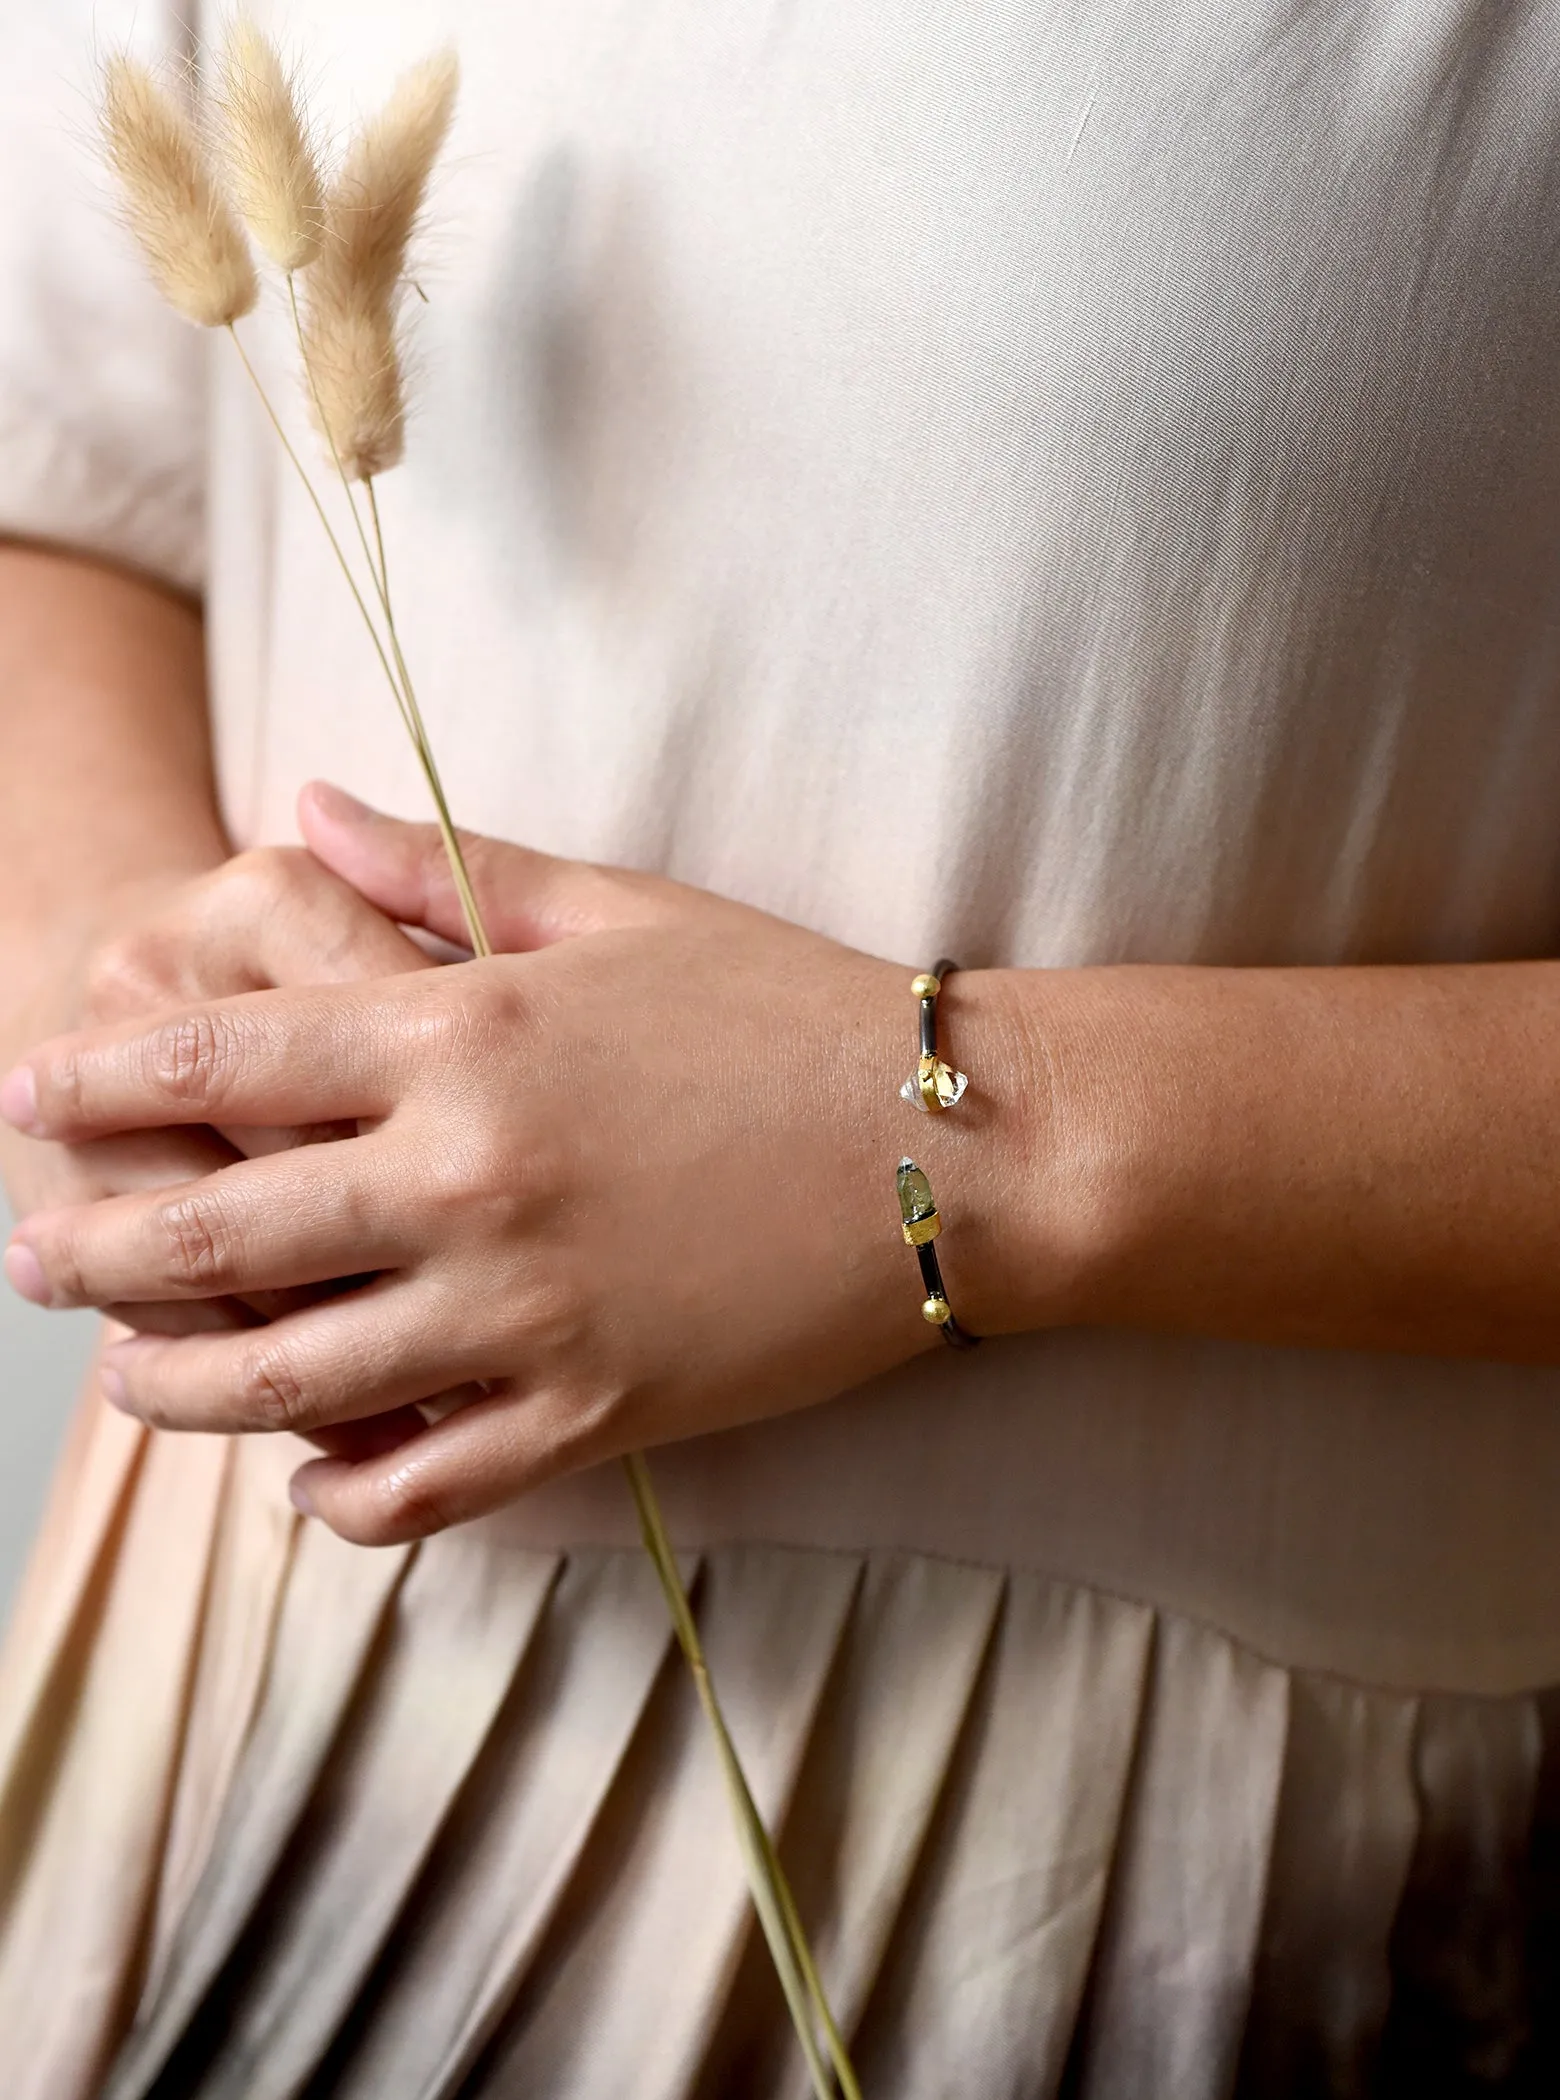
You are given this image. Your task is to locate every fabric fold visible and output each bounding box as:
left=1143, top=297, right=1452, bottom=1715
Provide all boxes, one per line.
left=1074, top=1614, right=1290, bottom=2100
left=4, top=1506, right=1558, bottom=2098
left=324, top=1546, right=687, bottom=2100
left=152, top=1530, right=562, bottom=2100
left=850, top=1572, right=1156, bottom=2100
left=0, top=1392, right=147, bottom=1830
left=104, top=1519, right=416, bottom=2100
left=1234, top=1675, right=1421, bottom=2099
left=0, top=1422, right=228, bottom=2100
left=144, top=1439, right=303, bottom=2005
left=1376, top=1692, right=1544, bottom=2090
left=472, top=1543, right=862, bottom=2100
left=700, top=1551, right=1005, bottom=2099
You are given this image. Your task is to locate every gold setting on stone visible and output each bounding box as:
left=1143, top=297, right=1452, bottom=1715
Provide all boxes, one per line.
left=902, top=966, right=967, bottom=1113
left=903, top=1054, right=969, bottom=1114
left=896, top=1156, right=975, bottom=1347
left=897, top=1158, right=942, bottom=1245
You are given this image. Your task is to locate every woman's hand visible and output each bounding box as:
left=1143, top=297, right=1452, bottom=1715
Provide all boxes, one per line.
left=3, top=843, right=435, bottom=1334
left=3, top=839, right=460, bottom=1457
left=0, top=785, right=1029, bottom=1545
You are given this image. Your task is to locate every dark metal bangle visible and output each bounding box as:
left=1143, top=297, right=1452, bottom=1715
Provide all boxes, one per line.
left=900, top=957, right=969, bottom=1113
left=897, top=1158, right=980, bottom=1350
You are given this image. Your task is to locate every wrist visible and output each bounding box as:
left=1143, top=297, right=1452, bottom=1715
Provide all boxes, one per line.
left=918, top=963, right=1140, bottom=1339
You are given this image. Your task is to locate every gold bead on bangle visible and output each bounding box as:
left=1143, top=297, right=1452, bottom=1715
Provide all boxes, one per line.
left=901, top=961, right=968, bottom=1114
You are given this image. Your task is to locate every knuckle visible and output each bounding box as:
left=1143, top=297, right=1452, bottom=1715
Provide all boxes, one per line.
left=427, top=1123, right=534, bottom=1237
left=550, top=1380, right=624, bottom=1468
left=147, top=1009, right=238, bottom=1105
left=47, top=1049, right=87, bottom=1131
left=580, top=866, right=663, bottom=931
left=407, top=985, right=472, bottom=1062
left=84, top=934, right=166, bottom=1013
left=493, top=1269, right=581, bottom=1355
left=41, top=1224, right=87, bottom=1308
left=132, top=1386, right=185, bottom=1433
left=227, top=844, right=307, bottom=899
left=157, top=1192, right=238, bottom=1289
left=421, top=1145, right=477, bottom=1225
left=369, top=1460, right=455, bottom=1543
left=239, top=1342, right=311, bottom=1432
left=498, top=1381, right=624, bottom=1495
left=421, top=972, right=523, bottom=1060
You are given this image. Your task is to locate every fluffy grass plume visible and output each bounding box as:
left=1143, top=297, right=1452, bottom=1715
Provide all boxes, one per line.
left=100, top=55, right=257, bottom=328
left=218, top=20, right=324, bottom=270
left=299, top=296, right=405, bottom=481
left=301, top=50, right=458, bottom=479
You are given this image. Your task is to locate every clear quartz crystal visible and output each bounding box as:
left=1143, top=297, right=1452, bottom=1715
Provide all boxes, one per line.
left=900, top=1059, right=969, bottom=1111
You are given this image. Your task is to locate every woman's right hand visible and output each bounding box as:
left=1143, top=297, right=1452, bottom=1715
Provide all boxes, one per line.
left=2, top=844, right=434, bottom=1353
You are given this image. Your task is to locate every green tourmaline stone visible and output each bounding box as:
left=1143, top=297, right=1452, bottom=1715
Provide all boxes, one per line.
left=897, top=1158, right=939, bottom=1227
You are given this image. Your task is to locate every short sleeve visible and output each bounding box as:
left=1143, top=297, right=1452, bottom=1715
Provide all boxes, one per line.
left=0, top=4, right=207, bottom=595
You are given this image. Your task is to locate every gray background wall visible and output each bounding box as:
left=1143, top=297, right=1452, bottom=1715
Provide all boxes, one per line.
left=0, top=1197, right=97, bottom=1615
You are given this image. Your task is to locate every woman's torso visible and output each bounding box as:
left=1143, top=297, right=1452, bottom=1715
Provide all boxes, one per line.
left=211, top=0, right=1560, bottom=1693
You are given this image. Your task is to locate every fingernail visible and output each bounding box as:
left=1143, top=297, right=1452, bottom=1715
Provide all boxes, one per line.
left=102, top=1335, right=158, bottom=1364
left=0, top=1066, right=39, bottom=1133
left=3, top=1241, right=49, bottom=1306
left=308, top=781, right=374, bottom=821
left=288, top=1473, right=317, bottom=1517
left=100, top=1365, right=129, bottom=1410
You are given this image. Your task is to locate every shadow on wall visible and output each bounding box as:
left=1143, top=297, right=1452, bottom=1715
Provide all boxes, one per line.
left=0, top=1198, right=98, bottom=1620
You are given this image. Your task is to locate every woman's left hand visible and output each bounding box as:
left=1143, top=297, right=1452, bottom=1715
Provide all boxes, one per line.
left=0, top=784, right=1026, bottom=1544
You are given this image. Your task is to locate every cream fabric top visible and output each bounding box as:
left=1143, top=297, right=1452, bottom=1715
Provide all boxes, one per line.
left=8, top=0, right=1560, bottom=1694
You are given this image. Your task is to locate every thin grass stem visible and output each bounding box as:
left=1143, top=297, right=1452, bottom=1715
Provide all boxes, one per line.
left=225, top=323, right=413, bottom=743
left=358, top=480, right=488, bottom=948
left=238, top=313, right=861, bottom=2100
left=284, top=280, right=490, bottom=956
left=625, top=1452, right=862, bottom=2098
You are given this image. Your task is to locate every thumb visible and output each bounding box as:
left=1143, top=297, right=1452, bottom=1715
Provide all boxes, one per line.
left=297, top=781, right=667, bottom=952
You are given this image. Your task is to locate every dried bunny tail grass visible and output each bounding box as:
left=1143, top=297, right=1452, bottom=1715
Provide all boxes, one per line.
left=218, top=19, right=324, bottom=270
left=100, top=54, right=257, bottom=327
left=299, top=49, right=457, bottom=480
left=321, top=48, right=459, bottom=313
left=302, top=290, right=405, bottom=480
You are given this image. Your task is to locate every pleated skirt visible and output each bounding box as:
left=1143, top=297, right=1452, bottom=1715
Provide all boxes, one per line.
left=3, top=1402, right=1560, bottom=2100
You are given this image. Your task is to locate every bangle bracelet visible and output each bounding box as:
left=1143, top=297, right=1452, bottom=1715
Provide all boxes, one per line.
left=897, top=1158, right=980, bottom=1350
left=900, top=958, right=969, bottom=1113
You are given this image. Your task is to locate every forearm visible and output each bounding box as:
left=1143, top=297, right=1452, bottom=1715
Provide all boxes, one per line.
left=973, top=958, right=1560, bottom=1364
left=0, top=541, right=227, bottom=1012
left=0, top=543, right=227, bottom=1206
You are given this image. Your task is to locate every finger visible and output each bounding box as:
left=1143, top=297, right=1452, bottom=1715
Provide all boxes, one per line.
left=305, top=1402, right=442, bottom=1460
left=286, top=1381, right=611, bottom=1547
left=33, top=1131, right=253, bottom=1338
left=84, top=847, right=434, bottom=1026
left=7, top=1141, right=407, bottom=1308
left=212, top=848, right=434, bottom=988
left=111, top=1274, right=377, bottom=1335
left=299, top=781, right=674, bottom=952
left=96, top=1277, right=504, bottom=1437
left=298, top=1386, right=492, bottom=1461
left=104, top=1297, right=255, bottom=1336
left=0, top=980, right=414, bottom=1142
left=51, top=1125, right=245, bottom=1203
left=218, top=1121, right=358, bottom=1160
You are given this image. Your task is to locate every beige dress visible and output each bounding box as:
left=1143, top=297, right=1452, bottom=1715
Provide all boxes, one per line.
left=5, top=1, right=1560, bottom=2092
